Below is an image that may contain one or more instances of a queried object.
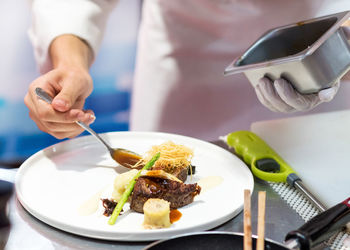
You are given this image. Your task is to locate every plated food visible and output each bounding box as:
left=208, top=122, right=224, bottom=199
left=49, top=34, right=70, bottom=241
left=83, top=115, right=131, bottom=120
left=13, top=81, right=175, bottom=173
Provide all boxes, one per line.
left=15, top=131, right=254, bottom=241
left=102, top=141, right=202, bottom=229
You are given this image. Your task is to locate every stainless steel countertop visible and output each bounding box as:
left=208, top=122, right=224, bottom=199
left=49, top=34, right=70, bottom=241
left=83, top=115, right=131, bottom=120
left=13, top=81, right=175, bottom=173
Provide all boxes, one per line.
left=2, top=141, right=306, bottom=250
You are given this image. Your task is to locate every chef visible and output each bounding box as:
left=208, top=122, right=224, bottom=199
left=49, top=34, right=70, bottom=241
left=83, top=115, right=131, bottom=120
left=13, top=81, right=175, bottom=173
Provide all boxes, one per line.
left=24, top=0, right=350, bottom=141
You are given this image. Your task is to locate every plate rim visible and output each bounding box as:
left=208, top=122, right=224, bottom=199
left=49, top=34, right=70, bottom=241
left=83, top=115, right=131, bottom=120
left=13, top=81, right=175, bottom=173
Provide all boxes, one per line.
left=15, top=131, right=254, bottom=241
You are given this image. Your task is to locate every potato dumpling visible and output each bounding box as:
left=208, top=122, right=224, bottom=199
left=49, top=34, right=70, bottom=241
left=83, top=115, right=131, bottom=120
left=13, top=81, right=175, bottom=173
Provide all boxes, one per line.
left=111, top=169, right=138, bottom=202
left=143, top=198, right=171, bottom=229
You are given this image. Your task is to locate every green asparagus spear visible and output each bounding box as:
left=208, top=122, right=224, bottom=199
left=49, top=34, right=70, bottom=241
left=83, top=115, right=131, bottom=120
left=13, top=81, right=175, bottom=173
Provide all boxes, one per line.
left=108, top=152, right=160, bottom=225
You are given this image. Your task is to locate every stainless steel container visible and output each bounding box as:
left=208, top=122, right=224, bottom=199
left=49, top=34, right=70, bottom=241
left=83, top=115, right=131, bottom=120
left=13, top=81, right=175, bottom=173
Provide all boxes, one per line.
left=224, top=11, right=350, bottom=94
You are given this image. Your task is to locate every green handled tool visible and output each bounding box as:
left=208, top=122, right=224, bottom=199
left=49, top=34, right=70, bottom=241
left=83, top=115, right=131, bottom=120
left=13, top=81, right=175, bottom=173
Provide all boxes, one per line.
left=225, top=130, right=327, bottom=212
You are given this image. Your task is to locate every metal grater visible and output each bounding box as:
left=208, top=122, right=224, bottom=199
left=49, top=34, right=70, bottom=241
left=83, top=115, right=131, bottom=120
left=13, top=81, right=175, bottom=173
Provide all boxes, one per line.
left=268, top=182, right=350, bottom=250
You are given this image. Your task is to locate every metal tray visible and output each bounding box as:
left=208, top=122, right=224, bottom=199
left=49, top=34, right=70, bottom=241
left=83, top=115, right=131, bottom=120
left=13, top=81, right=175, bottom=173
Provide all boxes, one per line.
left=224, top=11, right=350, bottom=94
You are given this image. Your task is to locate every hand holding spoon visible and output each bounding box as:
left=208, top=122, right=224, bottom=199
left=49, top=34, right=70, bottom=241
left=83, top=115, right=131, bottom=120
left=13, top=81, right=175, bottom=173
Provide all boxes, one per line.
left=35, top=87, right=142, bottom=168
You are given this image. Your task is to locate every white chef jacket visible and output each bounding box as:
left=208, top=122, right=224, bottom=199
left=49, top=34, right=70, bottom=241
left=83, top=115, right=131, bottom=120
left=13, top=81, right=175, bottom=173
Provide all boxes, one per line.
left=29, top=0, right=350, bottom=141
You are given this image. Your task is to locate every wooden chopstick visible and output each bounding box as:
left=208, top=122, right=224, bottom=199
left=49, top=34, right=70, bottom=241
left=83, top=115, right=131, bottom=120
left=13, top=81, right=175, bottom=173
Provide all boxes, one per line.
left=257, top=191, right=266, bottom=250
left=244, top=189, right=252, bottom=250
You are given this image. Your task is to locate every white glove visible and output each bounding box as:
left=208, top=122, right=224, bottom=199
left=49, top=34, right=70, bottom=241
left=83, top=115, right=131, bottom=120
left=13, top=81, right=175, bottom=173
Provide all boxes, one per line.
left=255, top=77, right=339, bottom=113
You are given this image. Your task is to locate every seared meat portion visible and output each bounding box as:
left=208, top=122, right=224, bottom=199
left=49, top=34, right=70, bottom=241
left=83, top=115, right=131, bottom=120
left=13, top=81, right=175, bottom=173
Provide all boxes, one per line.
left=151, top=165, right=189, bottom=182
left=168, top=166, right=188, bottom=182
left=130, top=176, right=201, bottom=213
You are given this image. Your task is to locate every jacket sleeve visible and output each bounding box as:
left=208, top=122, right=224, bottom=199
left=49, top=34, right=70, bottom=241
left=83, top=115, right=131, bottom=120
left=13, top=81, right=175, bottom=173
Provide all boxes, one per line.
left=28, top=0, right=119, bottom=73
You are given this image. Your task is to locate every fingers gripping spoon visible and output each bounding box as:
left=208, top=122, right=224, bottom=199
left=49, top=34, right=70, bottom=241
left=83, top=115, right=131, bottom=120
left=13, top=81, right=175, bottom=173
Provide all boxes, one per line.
left=35, top=87, right=142, bottom=168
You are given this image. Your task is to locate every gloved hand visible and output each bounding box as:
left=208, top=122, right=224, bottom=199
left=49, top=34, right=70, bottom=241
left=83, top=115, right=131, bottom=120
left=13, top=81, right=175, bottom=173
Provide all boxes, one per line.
left=255, top=77, right=339, bottom=113
left=254, top=24, right=350, bottom=113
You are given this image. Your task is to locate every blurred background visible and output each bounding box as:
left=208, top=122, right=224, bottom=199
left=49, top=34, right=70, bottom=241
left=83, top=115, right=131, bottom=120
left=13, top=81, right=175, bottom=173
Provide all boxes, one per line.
left=0, top=0, right=141, bottom=167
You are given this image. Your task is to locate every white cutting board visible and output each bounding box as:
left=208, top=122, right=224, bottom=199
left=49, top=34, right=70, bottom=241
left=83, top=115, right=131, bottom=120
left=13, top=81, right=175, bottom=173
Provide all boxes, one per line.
left=251, top=109, right=350, bottom=208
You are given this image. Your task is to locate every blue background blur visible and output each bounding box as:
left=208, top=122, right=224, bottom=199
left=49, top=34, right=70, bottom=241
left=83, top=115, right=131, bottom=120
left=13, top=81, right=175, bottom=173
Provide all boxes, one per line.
left=0, top=0, right=140, bottom=166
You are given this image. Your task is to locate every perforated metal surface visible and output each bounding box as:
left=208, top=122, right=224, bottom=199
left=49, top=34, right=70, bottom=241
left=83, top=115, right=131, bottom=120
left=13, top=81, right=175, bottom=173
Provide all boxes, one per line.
left=268, top=182, right=350, bottom=249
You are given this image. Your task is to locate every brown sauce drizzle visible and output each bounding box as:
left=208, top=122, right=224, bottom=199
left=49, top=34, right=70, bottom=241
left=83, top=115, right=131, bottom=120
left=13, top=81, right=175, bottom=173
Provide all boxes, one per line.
left=170, top=209, right=182, bottom=223
left=112, top=150, right=143, bottom=168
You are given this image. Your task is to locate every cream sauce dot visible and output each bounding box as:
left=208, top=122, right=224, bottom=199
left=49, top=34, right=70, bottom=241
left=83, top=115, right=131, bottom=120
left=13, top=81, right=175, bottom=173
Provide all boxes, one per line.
left=198, top=176, right=223, bottom=193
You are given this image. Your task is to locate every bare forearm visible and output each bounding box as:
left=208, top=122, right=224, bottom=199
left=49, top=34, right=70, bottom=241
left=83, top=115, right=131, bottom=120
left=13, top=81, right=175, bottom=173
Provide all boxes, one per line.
left=49, top=34, right=93, bottom=71
left=25, top=34, right=95, bottom=139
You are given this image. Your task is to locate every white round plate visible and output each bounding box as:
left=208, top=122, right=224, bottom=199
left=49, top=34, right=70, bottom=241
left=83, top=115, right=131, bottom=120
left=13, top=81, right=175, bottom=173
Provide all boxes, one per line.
left=15, top=131, right=253, bottom=241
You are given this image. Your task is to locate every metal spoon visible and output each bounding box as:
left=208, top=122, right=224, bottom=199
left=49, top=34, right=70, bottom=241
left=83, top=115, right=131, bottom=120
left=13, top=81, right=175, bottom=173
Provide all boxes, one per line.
left=35, top=87, right=142, bottom=168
